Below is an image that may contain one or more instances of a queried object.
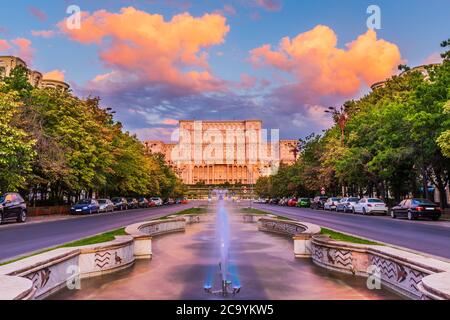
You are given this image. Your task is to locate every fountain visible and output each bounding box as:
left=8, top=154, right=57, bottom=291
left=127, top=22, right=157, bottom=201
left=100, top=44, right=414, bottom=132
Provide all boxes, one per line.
left=204, top=198, right=241, bottom=296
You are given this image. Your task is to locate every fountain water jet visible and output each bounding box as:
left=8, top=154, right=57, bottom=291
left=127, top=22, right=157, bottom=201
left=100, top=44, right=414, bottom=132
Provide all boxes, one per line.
left=204, top=198, right=241, bottom=296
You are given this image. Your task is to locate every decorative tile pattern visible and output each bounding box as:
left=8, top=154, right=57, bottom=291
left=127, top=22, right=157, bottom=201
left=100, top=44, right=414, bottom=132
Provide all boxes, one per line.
left=26, top=268, right=51, bottom=289
left=370, top=255, right=427, bottom=298
left=259, top=220, right=305, bottom=236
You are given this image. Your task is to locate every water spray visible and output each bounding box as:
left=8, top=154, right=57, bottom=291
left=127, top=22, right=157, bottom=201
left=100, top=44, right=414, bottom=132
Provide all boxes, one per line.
left=204, top=193, right=241, bottom=296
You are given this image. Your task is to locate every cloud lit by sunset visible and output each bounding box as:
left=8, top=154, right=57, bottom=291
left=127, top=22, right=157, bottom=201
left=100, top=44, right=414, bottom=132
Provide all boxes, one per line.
left=1, top=1, right=447, bottom=141
left=250, top=26, right=402, bottom=100
left=59, top=7, right=230, bottom=94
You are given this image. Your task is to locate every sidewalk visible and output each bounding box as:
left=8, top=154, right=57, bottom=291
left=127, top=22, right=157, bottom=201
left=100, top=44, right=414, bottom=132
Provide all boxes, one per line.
left=28, top=214, right=76, bottom=223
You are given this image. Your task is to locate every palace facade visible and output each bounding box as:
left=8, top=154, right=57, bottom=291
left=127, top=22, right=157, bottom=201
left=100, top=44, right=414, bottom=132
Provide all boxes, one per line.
left=0, top=56, right=70, bottom=91
left=144, top=120, right=298, bottom=185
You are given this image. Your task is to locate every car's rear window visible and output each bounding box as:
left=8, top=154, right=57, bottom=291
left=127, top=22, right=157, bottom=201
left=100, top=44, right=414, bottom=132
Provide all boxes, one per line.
left=412, top=199, right=435, bottom=205
left=348, top=198, right=359, bottom=202
left=331, top=198, right=341, bottom=201
left=98, top=200, right=107, bottom=204
left=368, top=199, right=383, bottom=203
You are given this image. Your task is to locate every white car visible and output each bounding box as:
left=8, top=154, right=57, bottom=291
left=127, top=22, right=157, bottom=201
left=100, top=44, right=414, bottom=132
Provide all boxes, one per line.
left=98, top=199, right=114, bottom=213
left=324, top=197, right=342, bottom=210
left=150, top=197, right=163, bottom=206
left=336, top=197, right=360, bottom=213
left=353, top=198, right=388, bottom=215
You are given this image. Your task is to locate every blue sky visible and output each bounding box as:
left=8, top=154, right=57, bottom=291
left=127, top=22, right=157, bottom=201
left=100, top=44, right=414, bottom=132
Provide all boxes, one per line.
left=1, top=0, right=449, bottom=140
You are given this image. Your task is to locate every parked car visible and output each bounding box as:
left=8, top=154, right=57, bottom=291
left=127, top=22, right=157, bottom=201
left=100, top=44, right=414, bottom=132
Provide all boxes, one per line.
left=150, top=197, right=163, bottom=206
left=138, top=197, right=150, bottom=208
left=311, top=196, right=329, bottom=210
left=336, top=197, right=360, bottom=213
left=269, top=198, right=280, bottom=205
left=98, top=199, right=114, bottom=213
left=391, top=198, right=441, bottom=221
left=71, top=199, right=100, bottom=215
left=181, top=198, right=189, bottom=205
left=0, top=193, right=27, bottom=223
left=353, top=198, right=388, bottom=215
left=324, top=197, right=342, bottom=211
left=111, top=197, right=128, bottom=211
left=127, top=198, right=139, bottom=209
left=296, top=198, right=311, bottom=208
left=287, top=198, right=298, bottom=207
left=279, top=198, right=289, bottom=206
left=164, top=198, right=175, bottom=205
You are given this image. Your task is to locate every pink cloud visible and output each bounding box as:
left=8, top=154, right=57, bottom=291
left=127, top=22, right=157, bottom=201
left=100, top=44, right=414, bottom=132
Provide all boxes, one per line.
left=31, top=30, right=56, bottom=38
left=216, top=4, right=237, bottom=16
left=250, top=26, right=402, bottom=101
left=10, top=38, right=34, bottom=64
left=162, top=118, right=179, bottom=125
left=0, top=38, right=34, bottom=64
left=237, top=73, right=257, bottom=89
left=0, top=39, right=11, bottom=51
left=422, top=52, right=443, bottom=65
left=28, top=6, right=47, bottom=22
left=255, top=0, right=283, bottom=11
left=59, top=7, right=230, bottom=95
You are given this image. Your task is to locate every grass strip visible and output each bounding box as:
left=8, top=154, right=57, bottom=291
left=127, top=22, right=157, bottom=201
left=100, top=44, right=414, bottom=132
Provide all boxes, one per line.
left=320, top=228, right=381, bottom=245
left=240, top=207, right=293, bottom=220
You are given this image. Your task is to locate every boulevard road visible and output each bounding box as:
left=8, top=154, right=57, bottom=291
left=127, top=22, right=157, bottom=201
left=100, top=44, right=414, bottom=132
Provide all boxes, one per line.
left=253, top=203, right=450, bottom=260
left=0, top=203, right=197, bottom=262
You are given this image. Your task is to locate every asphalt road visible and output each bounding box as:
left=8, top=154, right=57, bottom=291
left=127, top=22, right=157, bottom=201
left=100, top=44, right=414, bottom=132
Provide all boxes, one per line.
left=252, top=203, right=450, bottom=260
left=0, top=203, right=197, bottom=262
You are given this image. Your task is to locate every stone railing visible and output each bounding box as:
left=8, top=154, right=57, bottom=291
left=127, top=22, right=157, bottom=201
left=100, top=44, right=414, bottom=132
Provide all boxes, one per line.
left=257, top=217, right=321, bottom=258
left=256, top=217, right=450, bottom=300
left=0, top=236, right=134, bottom=300
left=167, top=214, right=202, bottom=224
left=0, top=217, right=189, bottom=300
left=124, top=218, right=186, bottom=259
left=311, top=233, right=450, bottom=300
left=419, top=271, right=450, bottom=300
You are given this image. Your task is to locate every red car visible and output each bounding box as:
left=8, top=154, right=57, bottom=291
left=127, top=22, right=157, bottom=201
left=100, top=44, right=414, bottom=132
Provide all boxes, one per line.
left=181, top=199, right=189, bottom=204
left=287, top=198, right=298, bottom=207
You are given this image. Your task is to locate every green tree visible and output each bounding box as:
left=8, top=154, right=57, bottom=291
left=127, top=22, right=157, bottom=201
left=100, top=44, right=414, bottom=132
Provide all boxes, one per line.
left=0, top=89, right=35, bottom=192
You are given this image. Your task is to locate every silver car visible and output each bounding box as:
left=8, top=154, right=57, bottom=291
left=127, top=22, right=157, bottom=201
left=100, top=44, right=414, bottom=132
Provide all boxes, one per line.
left=336, top=197, right=360, bottom=213
left=98, top=199, right=114, bottom=213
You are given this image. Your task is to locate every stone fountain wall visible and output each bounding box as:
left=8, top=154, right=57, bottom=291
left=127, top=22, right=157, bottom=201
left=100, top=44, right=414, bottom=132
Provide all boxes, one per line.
left=0, top=217, right=192, bottom=300
left=256, top=217, right=450, bottom=300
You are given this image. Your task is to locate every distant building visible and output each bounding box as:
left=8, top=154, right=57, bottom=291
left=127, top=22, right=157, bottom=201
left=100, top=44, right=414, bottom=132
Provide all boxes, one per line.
left=0, top=56, right=70, bottom=91
left=144, top=120, right=298, bottom=185
left=370, top=63, right=441, bottom=91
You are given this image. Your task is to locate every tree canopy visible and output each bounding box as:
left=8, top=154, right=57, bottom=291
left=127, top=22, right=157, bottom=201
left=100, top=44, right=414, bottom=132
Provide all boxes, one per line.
left=0, top=67, right=184, bottom=204
left=255, top=40, right=450, bottom=208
